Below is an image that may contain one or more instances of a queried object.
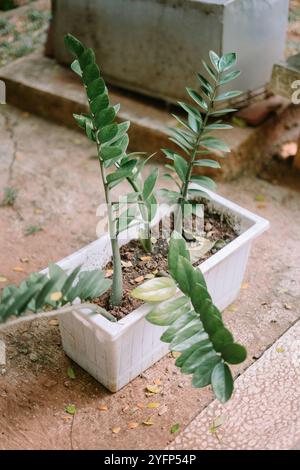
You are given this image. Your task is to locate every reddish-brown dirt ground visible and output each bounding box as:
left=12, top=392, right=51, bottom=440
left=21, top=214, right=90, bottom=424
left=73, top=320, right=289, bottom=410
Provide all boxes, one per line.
left=0, top=0, right=300, bottom=450
left=0, top=105, right=299, bottom=449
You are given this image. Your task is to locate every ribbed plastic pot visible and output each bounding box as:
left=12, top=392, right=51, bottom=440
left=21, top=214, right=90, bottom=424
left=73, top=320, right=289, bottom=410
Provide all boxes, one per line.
left=55, top=189, right=269, bottom=392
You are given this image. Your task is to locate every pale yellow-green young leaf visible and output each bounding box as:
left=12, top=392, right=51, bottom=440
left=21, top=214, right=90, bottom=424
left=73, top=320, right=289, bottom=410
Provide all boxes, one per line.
left=146, top=296, right=190, bottom=326
left=131, top=277, right=177, bottom=302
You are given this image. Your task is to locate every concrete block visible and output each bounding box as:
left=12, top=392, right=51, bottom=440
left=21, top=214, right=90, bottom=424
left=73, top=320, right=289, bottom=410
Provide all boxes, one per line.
left=51, top=0, right=289, bottom=103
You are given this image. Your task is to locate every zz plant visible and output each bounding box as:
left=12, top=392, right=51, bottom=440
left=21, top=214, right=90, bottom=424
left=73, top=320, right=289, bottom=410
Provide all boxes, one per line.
left=64, top=34, right=158, bottom=306
left=0, top=264, right=112, bottom=325
left=161, top=51, right=241, bottom=232
left=132, top=232, right=247, bottom=403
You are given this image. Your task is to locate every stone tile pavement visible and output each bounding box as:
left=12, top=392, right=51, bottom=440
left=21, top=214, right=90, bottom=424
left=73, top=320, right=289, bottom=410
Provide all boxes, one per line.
left=168, top=320, right=300, bottom=450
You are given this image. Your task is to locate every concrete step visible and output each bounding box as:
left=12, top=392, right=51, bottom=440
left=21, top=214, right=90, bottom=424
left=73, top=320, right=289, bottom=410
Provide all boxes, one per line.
left=0, top=52, right=291, bottom=180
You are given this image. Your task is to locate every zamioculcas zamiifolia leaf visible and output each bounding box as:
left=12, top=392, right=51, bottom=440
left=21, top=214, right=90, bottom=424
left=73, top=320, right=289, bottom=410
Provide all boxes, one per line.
left=65, top=34, right=162, bottom=305
left=131, top=232, right=247, bottom=403
left=161, top=50, right=241, bottom=232
left=64, top=33, right=160, bottom=304
left=0, top=265, right=112, bottom=324
left=131, top=277, right=177, bottom=302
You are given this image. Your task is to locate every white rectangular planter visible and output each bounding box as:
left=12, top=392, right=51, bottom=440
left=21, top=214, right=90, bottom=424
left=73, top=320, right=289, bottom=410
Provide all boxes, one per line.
left=55, top=190, right=269, bottom=392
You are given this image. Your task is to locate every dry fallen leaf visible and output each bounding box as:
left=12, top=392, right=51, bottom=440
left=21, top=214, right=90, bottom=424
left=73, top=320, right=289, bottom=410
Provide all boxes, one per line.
left=0, top=276, right=8, bottom=283
left=241, top=282, right=249, bottom=290
left=140, top=256, right=151, bottom=262
left=49, top=319, right=59, bottom=326
left=143, top=416, right=154, bottom=426
left=280, top=142, right=297, bottom=159
left=276, top=347, right=285, bottom=353
left=284, top=303, right=292, bottom=310
left=63, top=416, right=72, bottom=422
left=146, top=385, right=161, bottom=395
left=98, top=404, right=108, bottom=411
left=112, top=427, right=121, bottom=434
left=228, top=304, right=238, bottom=312
left=136, top=403, right=144, bottom=409
left=277, top=288, right=289, bottom=294
left=105, top=269, right=114, bottom=278
left=121, top=260, right=133, bottom=268
left=154, top=378, right=161, bottom=385
left=211, top=414, right=227, bottom=432
left=34, top=208, right=43, bottom=215
left=20, top=257, right=29, bottom=263
left=147, top=402, right=160, bottom=409
left=171, top=351, right=181, bottom=359
left=134, top=276, right=144, bottom=283
left=50, top=291, right=63, bottom=302
left=13, top=266, right=24, bottom=273
left=127, top=422, right=139, bottom=429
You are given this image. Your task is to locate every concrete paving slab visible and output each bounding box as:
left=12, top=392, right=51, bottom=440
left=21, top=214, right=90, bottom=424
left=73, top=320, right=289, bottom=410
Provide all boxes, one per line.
left=168, top=320, right=300, bottom=450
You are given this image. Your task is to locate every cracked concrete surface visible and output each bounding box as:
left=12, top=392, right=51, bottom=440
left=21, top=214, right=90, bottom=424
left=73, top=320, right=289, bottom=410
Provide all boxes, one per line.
left=0, top=106, right=299, bottom=449
left=4, top=113, right=18, bottom=184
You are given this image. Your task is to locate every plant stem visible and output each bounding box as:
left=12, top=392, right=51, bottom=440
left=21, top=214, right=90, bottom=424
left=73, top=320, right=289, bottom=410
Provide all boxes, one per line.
left=174, top=76, right=219, bottom=232
left=97, top=144, right=123, bottom=306
left=108, top=212, right=123, bottom=306
left=127, top=176, right=152, bottom=253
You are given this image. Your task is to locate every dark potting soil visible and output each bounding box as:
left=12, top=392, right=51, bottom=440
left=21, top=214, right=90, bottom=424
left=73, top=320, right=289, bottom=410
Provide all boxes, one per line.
left=92, top=207, right=238, bottom=320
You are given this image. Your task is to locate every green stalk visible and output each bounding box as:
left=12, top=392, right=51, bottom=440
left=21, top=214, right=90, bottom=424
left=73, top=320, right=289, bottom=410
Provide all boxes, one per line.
left=126, top=176, right=152, bottom=253
left=97, top=143, right=123, bottom=307
left=84, top=88, right=123, bottom=306
left=174, top=74, right=219, bottom=233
